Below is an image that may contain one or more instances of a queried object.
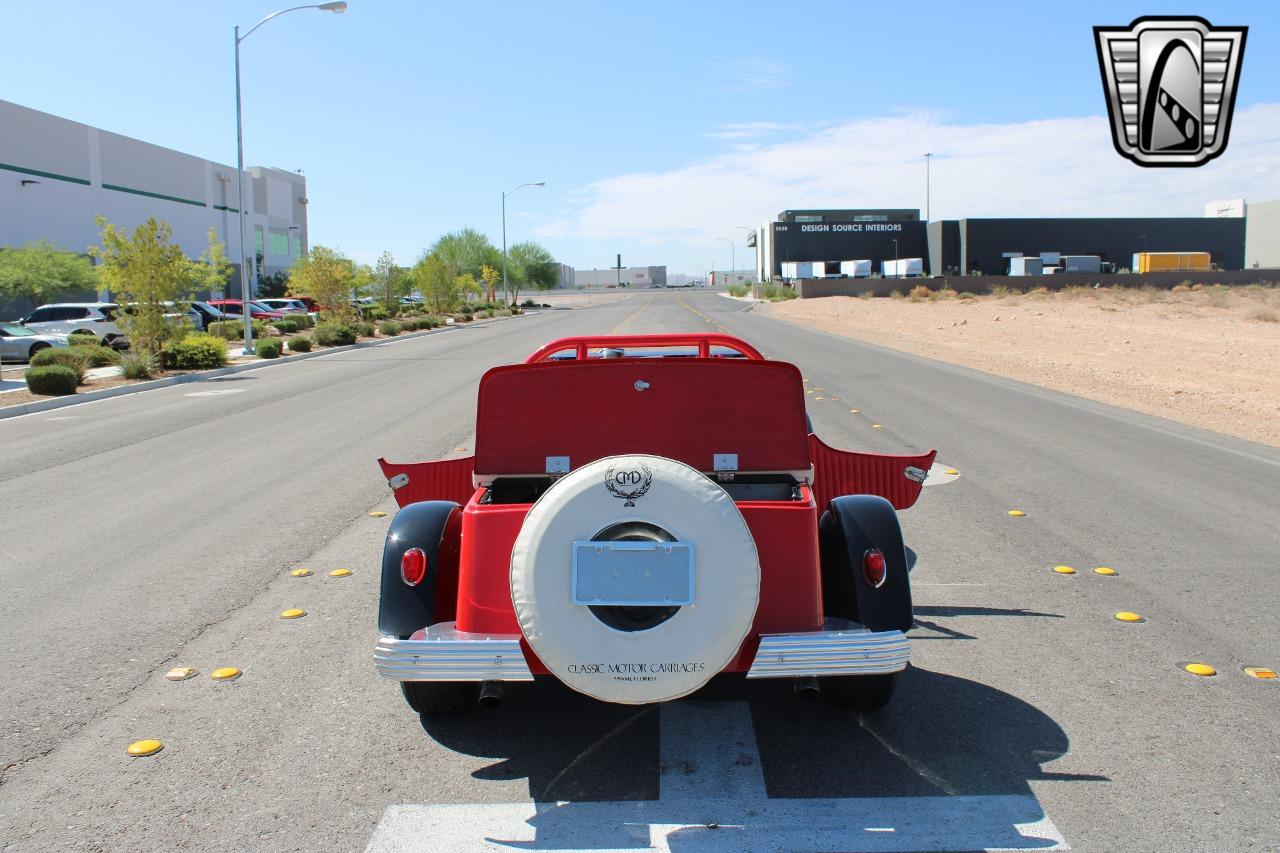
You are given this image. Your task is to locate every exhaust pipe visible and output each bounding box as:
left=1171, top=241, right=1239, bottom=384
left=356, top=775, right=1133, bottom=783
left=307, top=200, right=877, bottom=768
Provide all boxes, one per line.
left=479, top=681, right=504, bottom=708
left=793, top=675, right=820, bottom=698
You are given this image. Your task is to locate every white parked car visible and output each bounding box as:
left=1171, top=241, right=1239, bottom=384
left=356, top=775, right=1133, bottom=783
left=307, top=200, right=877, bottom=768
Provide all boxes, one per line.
left=0, top=322, right=70, bottom=362
left=258, top=298, right=310, bottom=314
left=20, top=303, right=124, bottom=346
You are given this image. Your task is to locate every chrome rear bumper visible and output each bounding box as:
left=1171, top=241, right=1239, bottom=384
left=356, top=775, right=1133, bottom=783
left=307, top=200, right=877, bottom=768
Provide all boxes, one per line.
left=745, top=618, right=909, bottom=678
left=374, top=618, right=907, bottom=683
left=374, top=621, right=534, bottom=682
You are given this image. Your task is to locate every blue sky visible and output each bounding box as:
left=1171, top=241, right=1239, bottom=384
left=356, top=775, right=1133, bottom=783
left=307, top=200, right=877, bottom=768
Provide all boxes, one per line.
left=3, top=1, right=1277, bottom=275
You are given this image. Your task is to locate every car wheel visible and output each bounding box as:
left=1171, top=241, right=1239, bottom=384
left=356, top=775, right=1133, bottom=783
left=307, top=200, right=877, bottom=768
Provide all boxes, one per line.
left=820, top=670, right=900, bottom=711
left=402, top=681, right=478, bottom=716
left=28, top=342, right=51, bottom=360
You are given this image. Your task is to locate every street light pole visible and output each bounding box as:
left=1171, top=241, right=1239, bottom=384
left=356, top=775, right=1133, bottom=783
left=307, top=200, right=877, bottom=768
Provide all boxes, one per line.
left=893, top=238, right=900, bottom=278
left=234, top=2, right=347, bottom=355
left=924, top=153, right=932, bottom=221
left=501, top=181, right=546, bottom=306
left=716, top=237, right=733, bottom=286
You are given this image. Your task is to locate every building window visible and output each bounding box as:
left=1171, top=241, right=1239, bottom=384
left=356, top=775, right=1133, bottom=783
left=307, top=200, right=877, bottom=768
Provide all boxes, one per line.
left=254, top=226, right=264, bottom=255
left=795, top=215, right=823, bottom=223
left=268, top=230, right=288, bottom=257
left=290, top=232, right=302, bottom=258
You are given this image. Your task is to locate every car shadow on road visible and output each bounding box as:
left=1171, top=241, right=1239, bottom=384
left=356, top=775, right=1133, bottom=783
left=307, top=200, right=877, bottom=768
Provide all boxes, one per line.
left=415, top=666, right=1104, bottom=804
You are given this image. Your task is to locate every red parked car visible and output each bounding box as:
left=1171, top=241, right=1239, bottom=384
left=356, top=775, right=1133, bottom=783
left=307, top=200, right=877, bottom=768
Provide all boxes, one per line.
left=206, top=299, right=287, bottom=320
left=374, top=334, right=936, bottom=716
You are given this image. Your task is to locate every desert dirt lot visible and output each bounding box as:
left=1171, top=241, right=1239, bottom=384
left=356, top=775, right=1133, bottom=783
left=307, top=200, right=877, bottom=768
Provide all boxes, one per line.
left=762, top=283, right=1280, bottom=447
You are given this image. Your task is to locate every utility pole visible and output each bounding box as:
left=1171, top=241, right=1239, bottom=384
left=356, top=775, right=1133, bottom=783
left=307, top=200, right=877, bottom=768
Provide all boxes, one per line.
left=924, top=153, right=932, bottom=221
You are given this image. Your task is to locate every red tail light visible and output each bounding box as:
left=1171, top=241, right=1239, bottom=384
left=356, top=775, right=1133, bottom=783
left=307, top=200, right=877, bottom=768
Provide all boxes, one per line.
left=863, top=549, right=887, bottom=588
left=401, top=547, right=427, bottom=586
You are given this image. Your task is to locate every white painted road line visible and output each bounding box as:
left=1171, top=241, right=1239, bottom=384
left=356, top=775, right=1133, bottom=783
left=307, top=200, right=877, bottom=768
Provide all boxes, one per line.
left=366, top=700, right=1069, bottom=852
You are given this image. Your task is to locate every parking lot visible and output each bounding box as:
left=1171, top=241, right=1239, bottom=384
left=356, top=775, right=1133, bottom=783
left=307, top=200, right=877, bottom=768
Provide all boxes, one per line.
left=1, top=290, right=1277, bottom=852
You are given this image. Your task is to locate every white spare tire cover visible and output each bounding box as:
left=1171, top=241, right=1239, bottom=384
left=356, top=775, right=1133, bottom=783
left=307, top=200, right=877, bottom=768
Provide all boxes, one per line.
left=511, top=454, right=760, bottom=704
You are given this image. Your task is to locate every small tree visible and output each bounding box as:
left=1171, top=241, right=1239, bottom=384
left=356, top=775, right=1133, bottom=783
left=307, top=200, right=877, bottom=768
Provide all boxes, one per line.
left=431, top=228, right=500, bottom=278
left=256, top=270, right=290, bottom=298
left=479, top=264, right=501, bottom=304
left=414, top=252, right=457, bottom=314
left=0, top=240, right=96, bottom=311
left=373, top=251, right=412, bottom=313
left=456, top=272, right=482, bottom=304
left=288, top=246, right=355, bottom=321
left=90, top=217, right=198, bottom=355
left=507, top=241, right=558, bottom=306
left=193, top=228, right=233, bottom=299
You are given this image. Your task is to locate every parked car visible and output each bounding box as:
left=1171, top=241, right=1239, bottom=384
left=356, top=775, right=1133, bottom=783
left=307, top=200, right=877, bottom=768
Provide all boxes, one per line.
left=374, top=333, right=936, bottom=717
left=122, top=302, right=201, bottom=332
left=189, top=301, right=229, bottom=331
left=206, top=299, right=287, bottom=320
left=257, top=298, right=310, bottom=314
left=19, top=303, right=124, bottom=346
left=0, top=322, right=70, bottom=362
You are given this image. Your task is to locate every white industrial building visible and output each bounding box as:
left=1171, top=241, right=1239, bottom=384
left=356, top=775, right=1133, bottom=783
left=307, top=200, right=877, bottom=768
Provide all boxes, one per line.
left=0, top=98, right=307, bottom=310
left=574, top=266, right=667, bottom=288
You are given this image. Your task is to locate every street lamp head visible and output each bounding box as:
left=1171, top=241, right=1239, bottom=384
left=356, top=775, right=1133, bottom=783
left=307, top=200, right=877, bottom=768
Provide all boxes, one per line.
left=533, top=181, right=546, bottom=187
left=318, top=2, right=347, bottom=12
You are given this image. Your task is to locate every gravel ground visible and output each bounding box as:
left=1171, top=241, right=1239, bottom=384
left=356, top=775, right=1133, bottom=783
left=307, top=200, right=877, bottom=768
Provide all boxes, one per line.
left=762, top=284, right=1280, bottom=447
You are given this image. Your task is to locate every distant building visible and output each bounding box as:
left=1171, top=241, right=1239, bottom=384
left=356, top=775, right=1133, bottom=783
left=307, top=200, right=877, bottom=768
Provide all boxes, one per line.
left=1245, top=199, right=1280, bottom=269
left=751, top=206, right=1247, bottom=279
left=0, top=98, right=308, bottom=306
left=574, top=266, right=667, bottom=287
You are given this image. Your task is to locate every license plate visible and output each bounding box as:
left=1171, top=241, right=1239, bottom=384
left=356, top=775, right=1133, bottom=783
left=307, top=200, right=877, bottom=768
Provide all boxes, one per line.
left=571, top=541, right=694, bottom=606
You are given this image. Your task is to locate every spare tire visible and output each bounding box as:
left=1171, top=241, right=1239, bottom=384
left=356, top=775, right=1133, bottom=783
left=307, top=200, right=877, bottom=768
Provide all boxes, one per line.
left=510, top=454, right=760, bottom=704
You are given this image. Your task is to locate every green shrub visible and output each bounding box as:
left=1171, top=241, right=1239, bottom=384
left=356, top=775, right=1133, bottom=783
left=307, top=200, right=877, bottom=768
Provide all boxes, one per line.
left=727, top=284, right=749, bottom=297
left=521, top=299, right=536, bottom=307
left=207, top=321, right=241, bottom=340
left=255, top=338, right=283, bottom=359
left=291, top=313, right=313, bottom=329
left=163, top=334, right=228, bottom=370
left=287, top=335, right=312, bottom=352
left=25, top=365, right=79, bottom=396
left=314, top=322, right=358, bottom=347
left=760, top=283, right=797, bottom=301
left=379, top=320, right=402, bottom=336
left=118, top=351, right=156, bottom=380
left=30, top=348, right=88, bottom=382
left=272, top=318, right=299, bottom=334
left=66, top=333, right=101, bottom=346
left=355, top=321, right=376, bottom=338
left=79, top=345, right=119, bottom=368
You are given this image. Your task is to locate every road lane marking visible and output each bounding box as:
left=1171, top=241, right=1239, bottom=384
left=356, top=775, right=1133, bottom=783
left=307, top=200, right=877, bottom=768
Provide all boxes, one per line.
left=367, top=700, right=1069, bottom=851
left=183, top=388, right=246, bottom=397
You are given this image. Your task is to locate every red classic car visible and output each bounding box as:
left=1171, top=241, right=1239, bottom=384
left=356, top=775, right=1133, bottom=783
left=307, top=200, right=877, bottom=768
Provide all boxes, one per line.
left=206, top=299, right=286, bottom=320
left=374, top=334, right=935, bottom=716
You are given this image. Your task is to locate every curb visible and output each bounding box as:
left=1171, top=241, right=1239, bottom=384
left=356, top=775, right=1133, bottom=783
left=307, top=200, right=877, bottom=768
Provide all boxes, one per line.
left=0, top=312, right=531, bottom=421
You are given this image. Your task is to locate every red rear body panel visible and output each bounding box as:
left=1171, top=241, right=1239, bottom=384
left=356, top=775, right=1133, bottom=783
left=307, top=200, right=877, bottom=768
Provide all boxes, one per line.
left=376, top=334, right=935, bottom=674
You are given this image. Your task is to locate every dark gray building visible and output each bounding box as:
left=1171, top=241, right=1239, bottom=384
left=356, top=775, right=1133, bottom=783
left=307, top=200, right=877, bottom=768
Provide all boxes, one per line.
left=754, top=208, right=1247, bottom=279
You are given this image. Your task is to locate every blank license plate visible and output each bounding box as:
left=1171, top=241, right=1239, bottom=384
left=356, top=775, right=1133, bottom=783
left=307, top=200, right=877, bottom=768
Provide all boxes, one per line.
left=571, top=541, right=694, bottom=606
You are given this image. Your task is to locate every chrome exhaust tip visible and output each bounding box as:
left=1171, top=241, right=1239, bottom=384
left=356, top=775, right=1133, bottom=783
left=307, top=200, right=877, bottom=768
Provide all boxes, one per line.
left=479, top=681, right=504, bottom=708
left=793, top=675, right=820, bottom=697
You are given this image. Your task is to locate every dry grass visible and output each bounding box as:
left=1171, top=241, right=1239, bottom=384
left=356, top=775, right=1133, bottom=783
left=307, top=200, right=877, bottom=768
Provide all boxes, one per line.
left=1248, top=306, right=1279, bottom=323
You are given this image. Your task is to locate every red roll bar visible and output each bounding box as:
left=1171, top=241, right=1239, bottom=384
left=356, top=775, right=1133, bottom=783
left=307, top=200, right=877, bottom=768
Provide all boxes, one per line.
left=524, top=333, right=765, bottom=363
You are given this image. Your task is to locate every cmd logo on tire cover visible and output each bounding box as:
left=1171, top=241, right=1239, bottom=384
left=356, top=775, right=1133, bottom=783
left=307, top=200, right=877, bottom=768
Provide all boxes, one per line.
left=604, top=461, right=653, bottom=507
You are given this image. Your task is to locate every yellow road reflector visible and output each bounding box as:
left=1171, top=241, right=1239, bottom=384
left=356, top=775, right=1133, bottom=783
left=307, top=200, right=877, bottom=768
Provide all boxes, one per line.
left=369, top=511, right=387, bottom=518
left=290, top=568, right=313, bottom=578
left=1007, top=509, right=1026, bottom=517
left=1094, top=567, right=1118, bottom=576
left=126, top=739, right=163, bottom=757
left=1053, top=565, right=1076, bottom=574
left=164, top=667, right=196, bottom=682
left=210, top=667, right=241, bottom=682
left=1114, top=611, right=1144, bottom=623
left=1244, top=666, right=1277, bottom=680
left=945, top=469, right=959, bottom=476
left=872, top=424, right=884, bottom=429
left=329, top=568, right=352, bottom=578
left=815, top=396, right=825, bottom=401
left=850, top=409, right=860, bottom=414
left=280, top=608, right=307, bottom=619
left=1185, top=663, right=1216, bottom=677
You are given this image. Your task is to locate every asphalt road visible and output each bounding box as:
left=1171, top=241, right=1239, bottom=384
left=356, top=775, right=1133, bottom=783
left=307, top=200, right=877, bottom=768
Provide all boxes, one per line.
left=1, top=291, right=1277, bottom=852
